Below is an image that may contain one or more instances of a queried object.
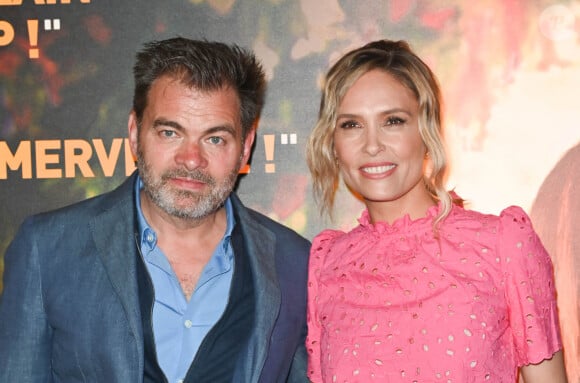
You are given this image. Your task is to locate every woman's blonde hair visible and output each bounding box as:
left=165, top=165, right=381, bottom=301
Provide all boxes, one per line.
left=306, top=39, right=457, bottom=229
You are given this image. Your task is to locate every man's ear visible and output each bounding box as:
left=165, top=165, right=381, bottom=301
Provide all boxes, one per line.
left=241, top=128, right=256, bottom=166
left=128, top=111, right=139, bottom=161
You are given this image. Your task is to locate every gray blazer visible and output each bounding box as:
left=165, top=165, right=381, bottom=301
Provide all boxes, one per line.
left=0, top=173, right=311, bottom=382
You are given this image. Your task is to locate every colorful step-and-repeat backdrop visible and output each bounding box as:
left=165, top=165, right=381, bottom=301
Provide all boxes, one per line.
left=1, top=1, right=579, bottom=380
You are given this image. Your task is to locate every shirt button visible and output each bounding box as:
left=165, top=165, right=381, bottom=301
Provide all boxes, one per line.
left=184, top=319, right=193, bottom=328
left=177, top=380, right=184, bottom=383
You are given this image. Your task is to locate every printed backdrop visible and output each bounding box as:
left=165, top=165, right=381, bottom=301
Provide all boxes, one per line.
left=1, top=0, right=579, bottom=380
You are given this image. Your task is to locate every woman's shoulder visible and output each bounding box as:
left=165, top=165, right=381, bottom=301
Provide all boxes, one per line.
left=497, top=205, right=534, bottom=229
left=309, top=225, right=368, bottom=261
left=446, top=204, right=545, bottom=260
left=445, top=204, right=532, bottom=231
left=311, top=228, right=347, bottom=251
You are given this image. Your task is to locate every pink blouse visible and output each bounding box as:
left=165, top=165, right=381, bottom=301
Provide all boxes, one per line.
left=306, top=205, right=562, bottom=382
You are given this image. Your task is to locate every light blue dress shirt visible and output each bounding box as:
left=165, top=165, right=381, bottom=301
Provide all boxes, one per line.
left=135, top=177, right=235, bottom=383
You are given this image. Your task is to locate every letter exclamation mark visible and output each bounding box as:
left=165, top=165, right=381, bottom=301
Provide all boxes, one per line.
left=239, top=163, right=250, bottom=174
left=27, top=19, right=39, bottom=59
left=264, top=134, right=275, bottom=173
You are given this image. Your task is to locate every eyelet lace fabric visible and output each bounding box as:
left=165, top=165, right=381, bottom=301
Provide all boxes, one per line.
left=306, top=205, right=562, bottom=383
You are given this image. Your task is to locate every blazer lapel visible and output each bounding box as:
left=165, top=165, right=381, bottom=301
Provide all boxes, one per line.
left=230, top=195, right=281, bottom=382
left=90, top=175, right=144, bottom=373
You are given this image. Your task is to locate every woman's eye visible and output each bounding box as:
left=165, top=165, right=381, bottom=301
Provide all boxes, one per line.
left=386, top=116, right=405, bottom=125
left=339, top=120, right=360, bottom=129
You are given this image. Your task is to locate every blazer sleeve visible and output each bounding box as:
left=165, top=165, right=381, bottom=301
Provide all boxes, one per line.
left=286, top=322, right=310, bottom=382
left=0, top=217, right=53, bottom=382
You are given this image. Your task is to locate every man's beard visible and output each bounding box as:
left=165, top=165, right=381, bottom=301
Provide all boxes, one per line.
left=137, top=150, right=241, bottom=221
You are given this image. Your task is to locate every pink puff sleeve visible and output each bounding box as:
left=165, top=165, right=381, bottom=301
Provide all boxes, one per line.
left=306, top=229, right=342, bottom=383
left=499, top=206, right=562, bottom=366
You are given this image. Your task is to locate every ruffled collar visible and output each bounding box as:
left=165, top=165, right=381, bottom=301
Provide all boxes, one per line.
left=357, top=203, right=441, bottom=235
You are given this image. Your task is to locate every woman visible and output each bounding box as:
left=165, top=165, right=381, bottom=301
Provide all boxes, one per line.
left=305, top=39, right=567, bottom=382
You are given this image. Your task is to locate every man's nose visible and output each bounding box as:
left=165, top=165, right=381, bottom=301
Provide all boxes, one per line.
left=175, top=141, right=208, bottom=169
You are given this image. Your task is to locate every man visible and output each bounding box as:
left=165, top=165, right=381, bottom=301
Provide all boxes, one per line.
left=0, top=37, right=311, bottom=382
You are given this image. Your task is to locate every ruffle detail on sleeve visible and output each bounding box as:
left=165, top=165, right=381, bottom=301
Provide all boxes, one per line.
left=499, top=206, right=563, bottom=366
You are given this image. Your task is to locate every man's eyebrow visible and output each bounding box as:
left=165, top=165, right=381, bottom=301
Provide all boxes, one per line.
left=152, top=118, right=183, bottom=131
left=152, top=118, right=238, bottom=136
left=205, top=125, right=237, bottom=136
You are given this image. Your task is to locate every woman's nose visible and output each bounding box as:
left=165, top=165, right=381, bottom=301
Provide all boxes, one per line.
left=362, top=127, right=386, bottom=156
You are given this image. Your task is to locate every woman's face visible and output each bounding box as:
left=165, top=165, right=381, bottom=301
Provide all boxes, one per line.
left=333, top=69, right=431, bottom=221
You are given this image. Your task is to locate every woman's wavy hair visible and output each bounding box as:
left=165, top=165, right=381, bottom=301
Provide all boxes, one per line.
left=307, top=39, right=458, bottom=230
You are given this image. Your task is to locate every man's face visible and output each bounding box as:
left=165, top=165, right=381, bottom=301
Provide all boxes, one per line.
left=128, top=75, right=254, bottom=221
